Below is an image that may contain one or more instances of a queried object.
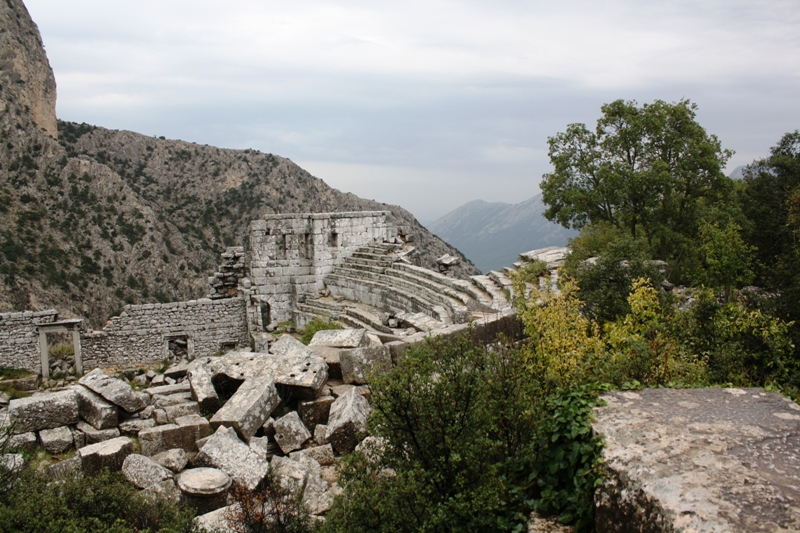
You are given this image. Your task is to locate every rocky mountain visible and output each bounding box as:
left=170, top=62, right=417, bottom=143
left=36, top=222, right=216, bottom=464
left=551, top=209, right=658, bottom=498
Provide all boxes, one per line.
left=0, top=0, right=477, bottom=328
left=427, top=195, right=577, bottom=272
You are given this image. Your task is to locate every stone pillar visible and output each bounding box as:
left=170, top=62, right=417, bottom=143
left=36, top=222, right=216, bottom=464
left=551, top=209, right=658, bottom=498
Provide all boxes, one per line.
left=72, top=326, right=83, bottom=375
left=39, top=328, right=49, bottom=379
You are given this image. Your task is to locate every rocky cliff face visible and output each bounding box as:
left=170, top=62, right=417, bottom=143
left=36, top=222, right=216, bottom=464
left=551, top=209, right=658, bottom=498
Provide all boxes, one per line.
left=0, top=0, right=57, bottom=138
left=0, top=0, right=476, bottom=328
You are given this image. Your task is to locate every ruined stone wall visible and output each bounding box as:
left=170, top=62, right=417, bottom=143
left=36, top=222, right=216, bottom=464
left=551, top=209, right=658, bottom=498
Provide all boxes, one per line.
left=0, top=310, right=59, bottom=372
left=82, top=298, right=248, bottom=369
left=247, top=212, right=394, bottom=327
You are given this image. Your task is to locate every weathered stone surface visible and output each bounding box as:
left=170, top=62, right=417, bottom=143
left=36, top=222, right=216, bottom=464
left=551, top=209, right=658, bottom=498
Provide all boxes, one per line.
left=153, top=448, right=188, bottom=473
left=139, top=423, right=201, bottom=456
left=339, top=346, right=391, bottom=385
left=249, top=436, right=269, bottom=460
left=122, top=454, right=174, bottom=489
left=75, top=421, right=120, bottom=445
left=308, top=345, right=343, bottom=380
left=78, top=436, right=134, bottom=475
left=164, top=402, right=201, bottom=422
left=290, top=444, right=335, bottom=466
left=326, top=387, right=370, bottom=454
left=592, top=388, right=800, bottom=533
left=274, top=411, right=311, bottom=454
left=210, top=377, right=279, bottom=440
left=79, top=368, right=146, bottom=413
left=48, top=456, right=83, bottom=480
left=194, top=504, right=241, bottom=532
left=146, top=383, right=191, bottom=398
left=299, top=396, right=334, bottom=431
left=7, top=431, right=37, bottom=453
left=7, top=389, right=78, bottom=433
left=142, top=478, right=184, bottom=507
left=194, top=426, right=268, bottom=491
left=73, top=385, right=118, bottom=429
left=309, top=328, right=369, bottom=349
left=189, top=350, right=328, bottom=410
left=176, top=414, right=212, bottom=445
left=272, top=455, right=335, bottom=515
left=154, top=392, right=193, bottom=408
left=177, top=467, right=232, bottom=496
left=528, top=512, right=574, bottom=533
left=39, top=425, right=73, bottom=454
left=313, top=424, right=328, bottom=445
left=153, top=408, right=169, bottom=424
left=1, top=453, right=24, bottom=475
left=118, top=418, right=156, bottom=436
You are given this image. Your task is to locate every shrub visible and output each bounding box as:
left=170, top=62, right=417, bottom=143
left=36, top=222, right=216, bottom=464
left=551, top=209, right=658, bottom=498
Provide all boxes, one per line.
left=300, top=318, right=342, bottom=345
left=225, top=466, right=313, bottom=533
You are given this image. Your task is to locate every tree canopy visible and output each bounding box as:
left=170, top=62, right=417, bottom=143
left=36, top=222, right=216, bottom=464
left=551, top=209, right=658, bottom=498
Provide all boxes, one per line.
left=541, top=99, right=733, bottom=263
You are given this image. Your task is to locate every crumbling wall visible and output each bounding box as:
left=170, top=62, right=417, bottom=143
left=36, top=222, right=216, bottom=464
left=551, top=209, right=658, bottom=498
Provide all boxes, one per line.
left=82, top=298, right=248, bottom=369
left=247, top=212, right=395, bottom=328
left=0, top=310, right=59, bottom=372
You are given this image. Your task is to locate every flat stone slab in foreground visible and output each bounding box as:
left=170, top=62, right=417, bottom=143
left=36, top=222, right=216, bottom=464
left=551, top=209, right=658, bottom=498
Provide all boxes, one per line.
left=592, top=388, right=800, bottom=533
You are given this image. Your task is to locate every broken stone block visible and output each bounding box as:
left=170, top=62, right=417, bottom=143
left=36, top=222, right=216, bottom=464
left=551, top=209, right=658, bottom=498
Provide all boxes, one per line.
left=164, top=402, right=201, bottom=422
left=154, top=409, right=169, bottom=425
left=39, top=426, right=74, bottom=454
left=210, top=377, right=279, bottom=440
left=76, top=421, right=120, bottom=445
left=7, top=432, right=37, bottom=453
left=326, top=387, right=370, bottom=454
left=122, top=454, right=174, bottom=489
left=261, top=417, right=276, bottom=438
left=194, top=504, right=241, bottom=532
left=299, top=396, right=335, bottom=431
left=7, top=389, right=79, bottom=433
left=0, top=392, right=9, bottom=407
left=72, top=386, right=119, bottom=430
left=329, top=383, right=354, bottom=398
left=118, top=418, right=156, bottom=436
left=78, top=436, right=134, bottom=475
left=290, top=444, right=335, bottom=466
left=274, top=411, right=312, bottom=454
left=133, top=374, right=148, bottom=387
left=309, top=328, right=369, bottom=349
left=142, top=478, right=184, bottom=507
left=339, top=346, right=392, bottom=385
left=308, top=345, right=343, bottom=380
left=248, top=436, right=269, bottom=461
left=71, top=427, right=86, bottom=449
left=194, top=426, right=268, bottom=491
left=79, top=369, right=146, bottom=414
left=177, top=467, right=232, bottom=514
left=176, top=414, right=212, bottom=445
left=146, top=383, right=191, bottom=398
left=48, top=456, right=83, bottom=480
left=272, top=455, right=335, bottom=515
left=151, top=374, right=165, bottom=386
left=139, top=423, right=203, bottom=456
left=139, top=405, right=155, bottom=419
left=1, top=453, right=24, bottom=477
left=153, top=448, right=188, bottom=473
left=164, top=362, right=190, bottom=380
left=154, top=391, right=193, bottom=408
left=313, top=424, right=328, bottom=445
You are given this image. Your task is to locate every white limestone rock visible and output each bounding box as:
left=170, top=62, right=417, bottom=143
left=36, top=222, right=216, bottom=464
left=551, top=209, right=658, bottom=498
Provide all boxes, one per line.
left=210, top=377, right=279, bottom=440
left=193, top=426, right=268, bottom=491
left=164, top=402, right=201, bottom=423
left=248, top=436, right=269, bottom=461
left=72, top=385, right=118, bottom=429
left=326, top=387, right=371, bottom=454
left=122, top=454, right=174, bottom=489
left=75, top=420, right=120, bottom=445
left=139, top=422, right=205, bottom=457
left=298, top=395, right=334, bottom=432
left=290, top=444, right=335, bottom=466
left=273, top=411, right=311, bottom=454
left=339, top=346, right=392, bottom=385
left=7, top=389, right=78, bottom=433
left=78, top=436, right=134, bottom=475
left=48, top=456, right=83, bottom=480
left=39, top=426, right=73, bottom=454
left=118, top=418, right=156, bottom=436
left=7, top=431, right=37, bottom=453
left=309, top=328, right=369, bottom=349
left=79, top=368, right=146, bottom=414
left=153, top=448, right=188, bottom=473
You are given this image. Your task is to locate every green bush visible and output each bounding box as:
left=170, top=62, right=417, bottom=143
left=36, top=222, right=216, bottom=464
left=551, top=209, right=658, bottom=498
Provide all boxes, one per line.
left=0, top=469, right=199, bottom=533
left=300, top=318, right=343, bottom=345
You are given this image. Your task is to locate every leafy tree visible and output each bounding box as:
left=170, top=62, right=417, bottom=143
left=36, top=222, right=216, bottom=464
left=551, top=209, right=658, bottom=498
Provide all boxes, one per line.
left=541, top=99, right=733, bottom=272
left=694, top=221, right=755, bottom=299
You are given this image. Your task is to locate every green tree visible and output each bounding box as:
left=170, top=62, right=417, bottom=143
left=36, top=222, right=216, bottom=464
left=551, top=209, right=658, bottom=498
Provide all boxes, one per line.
left=541, top=99, right=733, bottom=272
left=694, top=221, right=755, bottom=299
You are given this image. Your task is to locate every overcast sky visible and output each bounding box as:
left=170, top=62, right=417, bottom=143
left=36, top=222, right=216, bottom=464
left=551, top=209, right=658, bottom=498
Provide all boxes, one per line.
left=24, top=0, right=800, bottom=222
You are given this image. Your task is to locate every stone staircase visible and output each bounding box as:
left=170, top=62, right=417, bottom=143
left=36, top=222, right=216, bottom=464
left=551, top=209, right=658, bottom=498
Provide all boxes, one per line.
left=298, top=242, right=513, bottom=335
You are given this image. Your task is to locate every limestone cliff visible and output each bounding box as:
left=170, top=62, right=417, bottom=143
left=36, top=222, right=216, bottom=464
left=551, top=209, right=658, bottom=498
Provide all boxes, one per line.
left=0, top=0, right=477, bottom=328
left=0, top=0, right=57, bottom=138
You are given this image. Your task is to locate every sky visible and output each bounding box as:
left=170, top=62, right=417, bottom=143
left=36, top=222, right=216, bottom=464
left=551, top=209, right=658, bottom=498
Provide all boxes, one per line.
left=23, top=0, right=800, bottom=223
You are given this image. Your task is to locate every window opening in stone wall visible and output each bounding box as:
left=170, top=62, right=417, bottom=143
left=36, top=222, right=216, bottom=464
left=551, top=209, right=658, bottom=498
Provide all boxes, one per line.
left=329, top=232, right=339, bottom=248
left=45, top=332, right=75, bottom=380
left=219, top=342, right=237, bottom=353
left=165, top=335, right=189, bottom=363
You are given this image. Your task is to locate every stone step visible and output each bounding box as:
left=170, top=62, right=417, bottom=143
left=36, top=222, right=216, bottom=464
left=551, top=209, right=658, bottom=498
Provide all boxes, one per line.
left=488, top=270, right=516, bottom=301
left=394, top=311, right=446, bottom=333
left=350, top=251, right=397, bottom=265
left=341, top=259, right=388, bottom=275
left=333, top=267, right=468, bottom=322
left=324, top=273, right=450, bottom=323
left=341, top=306, right=394, bottom=334
left=470, top=275, right=511, bottom=310
left=382, top=268, right=473, bottom=306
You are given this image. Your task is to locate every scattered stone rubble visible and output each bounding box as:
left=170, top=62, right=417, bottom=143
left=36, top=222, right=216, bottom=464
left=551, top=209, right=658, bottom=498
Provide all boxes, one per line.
left=0, top=329, right=375, bottom=526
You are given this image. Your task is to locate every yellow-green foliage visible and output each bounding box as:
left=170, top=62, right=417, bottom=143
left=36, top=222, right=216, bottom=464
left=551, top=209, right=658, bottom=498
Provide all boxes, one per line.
left=603, top=278, right=706, bottom=386
left=300, top=318, right=343, bottom=345
left=516, top=279, right=603, bottom=393
left=48, top=343, right=74, bottom=360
